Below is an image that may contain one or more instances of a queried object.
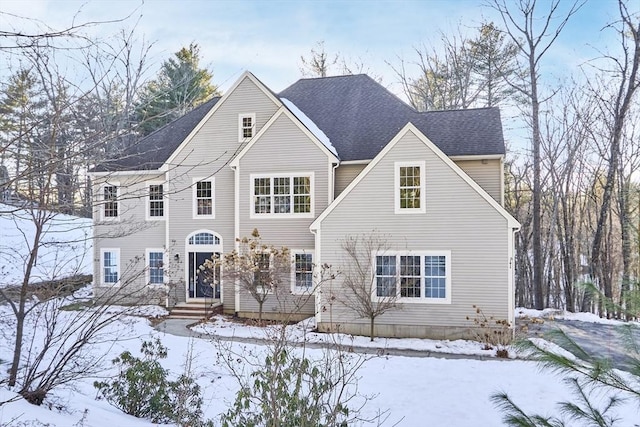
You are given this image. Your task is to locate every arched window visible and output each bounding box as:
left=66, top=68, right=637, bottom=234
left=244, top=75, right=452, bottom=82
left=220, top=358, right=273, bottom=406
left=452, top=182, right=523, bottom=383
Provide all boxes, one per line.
left=188, top=232, right=220, bottom=245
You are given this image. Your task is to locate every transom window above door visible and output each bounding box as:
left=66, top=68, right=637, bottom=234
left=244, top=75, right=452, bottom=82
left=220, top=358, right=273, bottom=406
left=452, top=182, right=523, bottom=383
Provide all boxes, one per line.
left=188, top=232, right=220, bottom=245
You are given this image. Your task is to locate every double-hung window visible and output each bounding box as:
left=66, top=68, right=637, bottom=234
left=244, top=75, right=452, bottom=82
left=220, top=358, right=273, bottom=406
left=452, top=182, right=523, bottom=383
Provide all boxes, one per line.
left=255, top=253, right=272, bottom=294
left=395, top=161, right=426, bottom=214
left=147, top=184, right=164, bottom=219
left=251, top=174, right=313, bottom=217
left=101, top=249, right=120, bottom=286
left=193, top=178, right=214, bottom=218
left=147, top=250, right=164, bottom=285
left=293, top=252, right=314, bottom=292
left=102, top=184, right=119, bottom=220
left=239, top=113, right=256, bottom=141
left=373, top=251, right=451, bottom=303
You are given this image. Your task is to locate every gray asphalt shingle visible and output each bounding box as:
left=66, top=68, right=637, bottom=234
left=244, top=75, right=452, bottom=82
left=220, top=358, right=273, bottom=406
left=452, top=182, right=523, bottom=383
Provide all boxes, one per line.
left=94, top=74, right=505, bottom=172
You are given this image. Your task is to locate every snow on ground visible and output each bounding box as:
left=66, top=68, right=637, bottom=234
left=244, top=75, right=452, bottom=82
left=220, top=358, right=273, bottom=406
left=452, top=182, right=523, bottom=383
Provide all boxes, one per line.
left=1, top=300, right=639, bottom=426
left=0, top=203, right=93, bottom=287
left=516, top=306, right=636, bottom=326
left=193, top=315, right=500, bottom=357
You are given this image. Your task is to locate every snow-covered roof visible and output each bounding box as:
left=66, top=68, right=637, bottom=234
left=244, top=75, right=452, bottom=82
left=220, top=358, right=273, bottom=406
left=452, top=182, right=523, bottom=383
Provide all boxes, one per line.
left=280, top=97, right=338, bottom=157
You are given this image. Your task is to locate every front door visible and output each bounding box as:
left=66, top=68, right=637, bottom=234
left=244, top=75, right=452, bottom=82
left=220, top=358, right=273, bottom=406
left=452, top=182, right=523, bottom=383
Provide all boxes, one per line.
left=188, top=252, right=220, bottom=299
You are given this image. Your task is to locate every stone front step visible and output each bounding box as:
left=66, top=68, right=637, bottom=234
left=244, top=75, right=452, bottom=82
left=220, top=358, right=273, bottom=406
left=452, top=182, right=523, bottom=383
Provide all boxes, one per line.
left=168, top=301, right=222, bottom=320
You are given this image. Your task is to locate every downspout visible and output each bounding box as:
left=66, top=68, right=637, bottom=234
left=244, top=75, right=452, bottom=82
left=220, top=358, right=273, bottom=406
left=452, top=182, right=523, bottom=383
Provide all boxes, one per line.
left=310, top=227, right=322, bottom=326
left=231, top=164, right=240, bottom=316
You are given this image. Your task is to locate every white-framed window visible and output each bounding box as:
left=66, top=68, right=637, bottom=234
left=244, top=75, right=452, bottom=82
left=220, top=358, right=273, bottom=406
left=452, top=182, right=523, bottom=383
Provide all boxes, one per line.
left=101, top=248, right=120, bottom=286
left=255, top=253, right=272, bottom=294
left=101, top=183, right=120, bottom=221
left=250, top=173, right=313, bottom=218
left=373, top=251, right=451, bottom=303
left=395, top=161, right=426, bottom=214
left=292, top=251, right=314, bottom=293
left=238, top=113, right=256, bottom=141
left=146, top=249, right=164, bottom=285
left=193, top=178, right=214, bottom=218
left=146, top=183, right=164, bottom=220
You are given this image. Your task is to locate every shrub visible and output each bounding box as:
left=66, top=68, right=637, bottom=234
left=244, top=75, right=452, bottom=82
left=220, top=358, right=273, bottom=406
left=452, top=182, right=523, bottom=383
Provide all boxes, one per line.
left=94, top=339, right=212, bottom=426
left=467, top=305, right=513, bottom=357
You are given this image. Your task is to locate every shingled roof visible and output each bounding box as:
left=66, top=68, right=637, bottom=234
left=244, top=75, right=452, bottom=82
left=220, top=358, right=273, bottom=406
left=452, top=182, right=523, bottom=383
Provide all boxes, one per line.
left=279, top=74, right=505, bottom=161
left=93, top=74, right=505, bottom=172
left=92, top=97, right=220, bottom=172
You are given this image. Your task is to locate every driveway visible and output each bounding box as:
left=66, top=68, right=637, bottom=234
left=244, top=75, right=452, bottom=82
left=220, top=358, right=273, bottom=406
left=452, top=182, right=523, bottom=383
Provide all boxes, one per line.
left=521, top=317, right=640, bottom=370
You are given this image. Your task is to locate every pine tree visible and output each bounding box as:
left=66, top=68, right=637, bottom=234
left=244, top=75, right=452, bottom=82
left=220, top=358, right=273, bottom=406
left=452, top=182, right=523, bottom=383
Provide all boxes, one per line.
left=135, top=43, right=218, bottom=135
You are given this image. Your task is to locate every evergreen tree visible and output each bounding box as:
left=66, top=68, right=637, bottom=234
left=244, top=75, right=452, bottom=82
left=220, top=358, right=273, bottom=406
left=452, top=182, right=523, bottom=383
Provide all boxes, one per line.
left=135, top=43, right=218, bottom=135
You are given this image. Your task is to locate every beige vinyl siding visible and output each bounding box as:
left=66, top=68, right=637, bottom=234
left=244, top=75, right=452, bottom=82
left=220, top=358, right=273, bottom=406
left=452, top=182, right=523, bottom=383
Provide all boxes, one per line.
left=335, top=163, right=366, bottom=197
left=92, top=173, right=167, bottom=304
left=166, top=77, right=280, bottom=306
left=454, top=158, right=503, bottom=205
left=317, top=130, right=511, bottom=336
left=237, top=113, right=332, bottom=316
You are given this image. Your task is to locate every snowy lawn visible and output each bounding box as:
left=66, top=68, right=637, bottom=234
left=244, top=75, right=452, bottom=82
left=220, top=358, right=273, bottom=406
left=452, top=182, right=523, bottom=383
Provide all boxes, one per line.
left=1, top=300, right=639, bottom=426
left=0, top=203, right=93, bottom=287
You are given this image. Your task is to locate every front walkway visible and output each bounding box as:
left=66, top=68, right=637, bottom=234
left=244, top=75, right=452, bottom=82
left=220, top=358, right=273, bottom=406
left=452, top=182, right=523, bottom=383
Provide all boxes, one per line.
left=154, top=318, right=506, bottom=361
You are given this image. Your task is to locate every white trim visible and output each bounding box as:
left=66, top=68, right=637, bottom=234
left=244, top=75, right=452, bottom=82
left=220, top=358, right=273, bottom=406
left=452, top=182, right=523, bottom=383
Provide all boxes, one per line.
left=372, top=250, right=452, bottom=305
left=184, top=230, right=223, bottom=302
left=394, top=161, right=426, bottom=214
left=449, top=154, right=503, bottom=161
left=232, top=164, right=240, bottom=311
left=145, top=248, right=165, bottom=286
left=311, top=123, right=520, bottom=232
left=230, top=107, right=339, bottom=168
left=162, top=71, right=282, bottom=171
left=249, top=172, right=315, bottom=219
left=145, top=181, right=165, bottom=221
left=88, top=170, right=161, bottom=177
left=192, top=177, right=215, bottom=219
left=238, top=113, right=256, bottom=142
left=290, top=250, right=315, bottom=295
left=340, top=159, right=372, bottom=165
left=99, top=182, right=120, bottom=222
left=311, top=229, right=322, bottom=324
left=100, top=248, right=120, bottom=287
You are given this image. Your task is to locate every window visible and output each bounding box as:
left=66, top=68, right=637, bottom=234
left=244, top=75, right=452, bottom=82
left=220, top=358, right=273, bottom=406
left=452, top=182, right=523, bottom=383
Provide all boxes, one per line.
left=101, top=249, right=120, bottom=285
left=239, top=113, right=256, bottom=141
left=147, top=250, right=164, bottom=285
left=103, top=184, right=119, bottom=219
left=255, top=253, right=271, bottom=293
left=251, top=174, right=313, bottom=217
left=293, top=252, right=313, bottom=291
left=395, top=161, right=426, bottom=214
left=373, top=251, right=451, bottom=303
left=193, top=179, right=214, bottom=218
left=188, top=232, right=220, bottom=245
left=147, top=184, right=164, bottom=219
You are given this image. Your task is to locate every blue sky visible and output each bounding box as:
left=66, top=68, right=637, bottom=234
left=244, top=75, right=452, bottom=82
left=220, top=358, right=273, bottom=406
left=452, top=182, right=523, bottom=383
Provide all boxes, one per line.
left=1, top=0, right=628, bottom=95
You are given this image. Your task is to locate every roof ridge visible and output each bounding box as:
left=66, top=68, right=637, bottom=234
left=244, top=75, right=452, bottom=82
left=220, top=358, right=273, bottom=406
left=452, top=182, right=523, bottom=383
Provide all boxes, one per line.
left=418, top=106, right=499, bottom=114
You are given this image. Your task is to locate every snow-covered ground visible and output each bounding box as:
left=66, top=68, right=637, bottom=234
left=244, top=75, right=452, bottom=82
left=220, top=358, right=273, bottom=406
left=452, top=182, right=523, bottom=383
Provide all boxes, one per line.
left=0, top=300, right=639, bottom=426
left=0, top=203, right=93, bottom=287
left=1, top=211, right=639, bottom=426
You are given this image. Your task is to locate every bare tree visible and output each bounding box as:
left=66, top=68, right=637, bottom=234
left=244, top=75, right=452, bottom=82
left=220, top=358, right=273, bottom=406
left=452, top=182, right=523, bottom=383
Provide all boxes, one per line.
left=588, top=0, right=640, bottom=317
left=339, top=233, right=400, bottom=341
left=204, top=229, right=290, bottom=323
left=490, top=0, right=583, bottom=310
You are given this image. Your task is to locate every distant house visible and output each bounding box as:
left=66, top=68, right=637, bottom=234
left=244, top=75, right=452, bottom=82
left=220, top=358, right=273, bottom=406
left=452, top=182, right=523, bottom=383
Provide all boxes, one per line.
left=89, top=72, right=520, bottom=340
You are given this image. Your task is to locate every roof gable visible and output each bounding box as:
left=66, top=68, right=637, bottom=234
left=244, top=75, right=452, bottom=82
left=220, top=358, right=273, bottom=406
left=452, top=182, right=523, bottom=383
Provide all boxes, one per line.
left=162, top=71, right=282, bottom=170
left=230, top=106, right=339, bottom=168
left=310, top=123, right=520, bottom=231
